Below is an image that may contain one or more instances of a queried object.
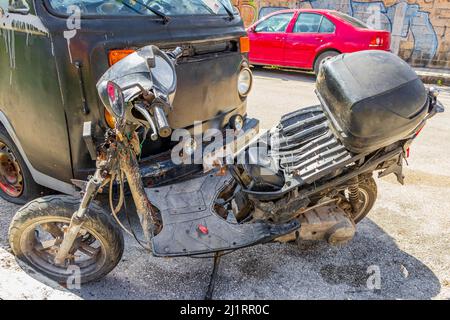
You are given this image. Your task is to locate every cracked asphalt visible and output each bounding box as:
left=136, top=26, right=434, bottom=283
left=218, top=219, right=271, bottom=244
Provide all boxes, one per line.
left=0, top=68, right=449, bottom=300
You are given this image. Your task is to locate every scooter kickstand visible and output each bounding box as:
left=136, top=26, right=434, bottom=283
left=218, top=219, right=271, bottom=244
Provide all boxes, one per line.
left=205, top=251, right=223, bottom=300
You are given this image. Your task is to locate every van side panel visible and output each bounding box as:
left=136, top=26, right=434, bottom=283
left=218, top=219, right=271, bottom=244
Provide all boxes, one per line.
left=0, top=1, right=73, bottom=185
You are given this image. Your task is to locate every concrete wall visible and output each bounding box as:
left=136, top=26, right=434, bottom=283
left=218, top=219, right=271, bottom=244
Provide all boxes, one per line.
left=232, top=0, right=450, bottom=69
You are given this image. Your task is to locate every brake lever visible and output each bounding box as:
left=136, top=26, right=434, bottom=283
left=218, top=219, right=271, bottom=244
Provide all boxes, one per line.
left=134, top=103, right=158, bottom=141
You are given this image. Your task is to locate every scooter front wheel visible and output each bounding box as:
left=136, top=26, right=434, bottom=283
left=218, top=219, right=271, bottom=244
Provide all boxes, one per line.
left=9, top=195, right=124, bottom=284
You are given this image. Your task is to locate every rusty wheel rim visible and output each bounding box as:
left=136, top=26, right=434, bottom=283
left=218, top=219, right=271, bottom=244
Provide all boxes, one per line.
left=0, top=141, right=24, bottom=198
left=20, top=217, right=107, bottom=279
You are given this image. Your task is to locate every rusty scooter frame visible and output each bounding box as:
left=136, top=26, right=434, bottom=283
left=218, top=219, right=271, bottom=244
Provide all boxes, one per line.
left=55, top=131, right=159, bottom=265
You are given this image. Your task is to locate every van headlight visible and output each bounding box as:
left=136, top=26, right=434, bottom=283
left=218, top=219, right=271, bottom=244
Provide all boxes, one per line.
left=238, top=67, right=253, bottom=97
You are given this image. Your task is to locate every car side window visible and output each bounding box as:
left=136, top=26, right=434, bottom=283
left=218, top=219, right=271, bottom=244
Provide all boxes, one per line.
left=293, top=13, right=322, bottom=33
left=319, top=16, right=336, bottom=33
left=255, top=13, right=294, bottom=33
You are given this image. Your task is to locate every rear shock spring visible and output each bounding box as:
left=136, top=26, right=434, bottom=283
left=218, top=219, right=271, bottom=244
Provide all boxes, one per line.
left=348, top=177, right=360, bottom=212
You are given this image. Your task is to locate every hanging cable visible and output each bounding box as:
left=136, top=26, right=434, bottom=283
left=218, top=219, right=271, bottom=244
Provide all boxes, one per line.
left=109, top=172, right=134, bottom=237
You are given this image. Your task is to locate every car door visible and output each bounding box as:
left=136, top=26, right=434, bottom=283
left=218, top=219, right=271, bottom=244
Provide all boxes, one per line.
left=248, top=12, right=294, bottom=65
left=284, top=13, right=336, bottom=69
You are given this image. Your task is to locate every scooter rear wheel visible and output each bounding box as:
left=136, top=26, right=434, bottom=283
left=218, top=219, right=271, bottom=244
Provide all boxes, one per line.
left=9, top=195, right=124, bottom=284
left=348, top=176, right=378, bottom=223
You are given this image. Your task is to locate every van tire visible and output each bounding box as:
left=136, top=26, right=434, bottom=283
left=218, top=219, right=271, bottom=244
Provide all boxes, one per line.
left=0, top=125, right=48, bottom=205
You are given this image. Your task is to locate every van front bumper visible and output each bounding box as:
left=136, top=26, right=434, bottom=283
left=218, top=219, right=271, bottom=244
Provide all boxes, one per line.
left=203, top=117, right=260, bottom=172
left=138, top=116, right=259, bottom=187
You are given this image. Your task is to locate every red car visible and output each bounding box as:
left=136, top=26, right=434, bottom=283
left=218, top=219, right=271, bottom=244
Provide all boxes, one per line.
left=247, top=9, right=391, bottom=74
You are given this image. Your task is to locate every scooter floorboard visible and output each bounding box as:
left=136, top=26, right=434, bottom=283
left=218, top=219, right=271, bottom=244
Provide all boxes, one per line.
left=146, top=173, right=299, bottom=257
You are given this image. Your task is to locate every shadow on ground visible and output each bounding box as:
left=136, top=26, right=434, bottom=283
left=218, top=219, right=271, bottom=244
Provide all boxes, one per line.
left=0, top=203, right=441, bottom=299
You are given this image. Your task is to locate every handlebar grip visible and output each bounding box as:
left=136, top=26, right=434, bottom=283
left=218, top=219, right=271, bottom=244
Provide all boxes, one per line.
left=154, top=105, right=172, bottom=138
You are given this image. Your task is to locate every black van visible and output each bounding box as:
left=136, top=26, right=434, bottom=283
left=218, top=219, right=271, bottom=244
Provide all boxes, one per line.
left=0, top=0, right=251, bottom=203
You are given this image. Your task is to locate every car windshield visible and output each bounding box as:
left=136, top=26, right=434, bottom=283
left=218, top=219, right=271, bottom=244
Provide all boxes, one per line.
left=331, top=11, right=369, bottom=29
left=47, top=0, right=234, bottom=16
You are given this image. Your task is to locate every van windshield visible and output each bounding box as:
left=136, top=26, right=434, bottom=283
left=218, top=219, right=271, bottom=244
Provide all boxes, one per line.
left=48, top=0, right=234, bottom=16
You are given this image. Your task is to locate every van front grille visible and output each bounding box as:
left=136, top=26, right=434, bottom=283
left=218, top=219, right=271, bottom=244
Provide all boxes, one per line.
left=164, top=40, right=238, bottom=60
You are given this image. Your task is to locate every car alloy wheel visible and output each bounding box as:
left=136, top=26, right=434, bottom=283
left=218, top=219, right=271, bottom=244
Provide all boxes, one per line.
left=0, top=141, right=24, bottom=198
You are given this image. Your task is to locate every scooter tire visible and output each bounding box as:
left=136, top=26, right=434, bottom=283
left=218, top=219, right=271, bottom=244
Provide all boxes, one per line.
left=9, top=195, right=124, bottom=284
left=352, top=176, right=378, bottom=223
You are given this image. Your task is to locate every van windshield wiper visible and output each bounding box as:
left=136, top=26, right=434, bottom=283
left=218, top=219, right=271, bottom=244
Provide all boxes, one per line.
left=119, top=0, right=144, bottom=15
left=121, top=0, right=170, bottom=24
left=197, top=1, right=234, bottom=20
left=217, top=0, right=235, bottom=20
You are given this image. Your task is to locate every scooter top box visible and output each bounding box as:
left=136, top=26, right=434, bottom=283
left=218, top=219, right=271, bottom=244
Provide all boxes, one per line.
left=316, top=50, right=429, bottom=154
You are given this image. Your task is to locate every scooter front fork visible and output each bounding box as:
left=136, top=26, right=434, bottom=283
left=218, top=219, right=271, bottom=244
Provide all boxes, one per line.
left=118, top=146, right=161, bottom=244
left=54, top=170, right=104, bottom=265
left=55, top=138, right=161, bottom=264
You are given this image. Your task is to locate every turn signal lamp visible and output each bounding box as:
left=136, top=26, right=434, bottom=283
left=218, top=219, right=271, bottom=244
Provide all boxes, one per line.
left=104, top=108, right=116, bottom=129
left=240, top=36, right=250, bottom=53
left=108, top=49, right=135, bottom=65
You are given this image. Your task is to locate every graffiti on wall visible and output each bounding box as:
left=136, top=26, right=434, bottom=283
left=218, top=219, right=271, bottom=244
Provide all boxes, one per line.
left=232, top=0, right=258, bottom=26
left=233, top=0, right=449, bottom=68
left=310, top=0, right=438, bottom=65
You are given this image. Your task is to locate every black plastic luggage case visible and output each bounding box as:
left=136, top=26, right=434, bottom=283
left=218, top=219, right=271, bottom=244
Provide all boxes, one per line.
left=316, top=50, right=428, bottom=153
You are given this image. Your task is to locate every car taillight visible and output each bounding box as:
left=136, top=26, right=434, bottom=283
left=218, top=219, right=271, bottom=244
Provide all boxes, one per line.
left=108, top=49, right=135, bottom=65
left=240, top=36, right=250, bottom=53
left=369, top=35, right=383, bottom=47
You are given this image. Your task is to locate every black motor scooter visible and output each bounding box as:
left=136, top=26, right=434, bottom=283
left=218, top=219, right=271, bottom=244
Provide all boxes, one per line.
left=8, top=47, right=444, bottom=295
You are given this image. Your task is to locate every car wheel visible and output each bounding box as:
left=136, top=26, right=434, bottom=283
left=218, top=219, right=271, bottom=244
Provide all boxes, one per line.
left=313, top=51, right=340, bottom=75
left=0, top=125, right=48, bottom=204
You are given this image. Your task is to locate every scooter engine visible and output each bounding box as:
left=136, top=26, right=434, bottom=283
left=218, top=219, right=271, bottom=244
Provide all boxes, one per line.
left=275, top=204, right=356, bottom=245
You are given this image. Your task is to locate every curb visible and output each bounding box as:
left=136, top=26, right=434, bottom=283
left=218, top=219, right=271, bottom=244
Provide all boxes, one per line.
left=415, top=70, right=450, bottom=86
left=0, top=248, right=81, bottom=300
